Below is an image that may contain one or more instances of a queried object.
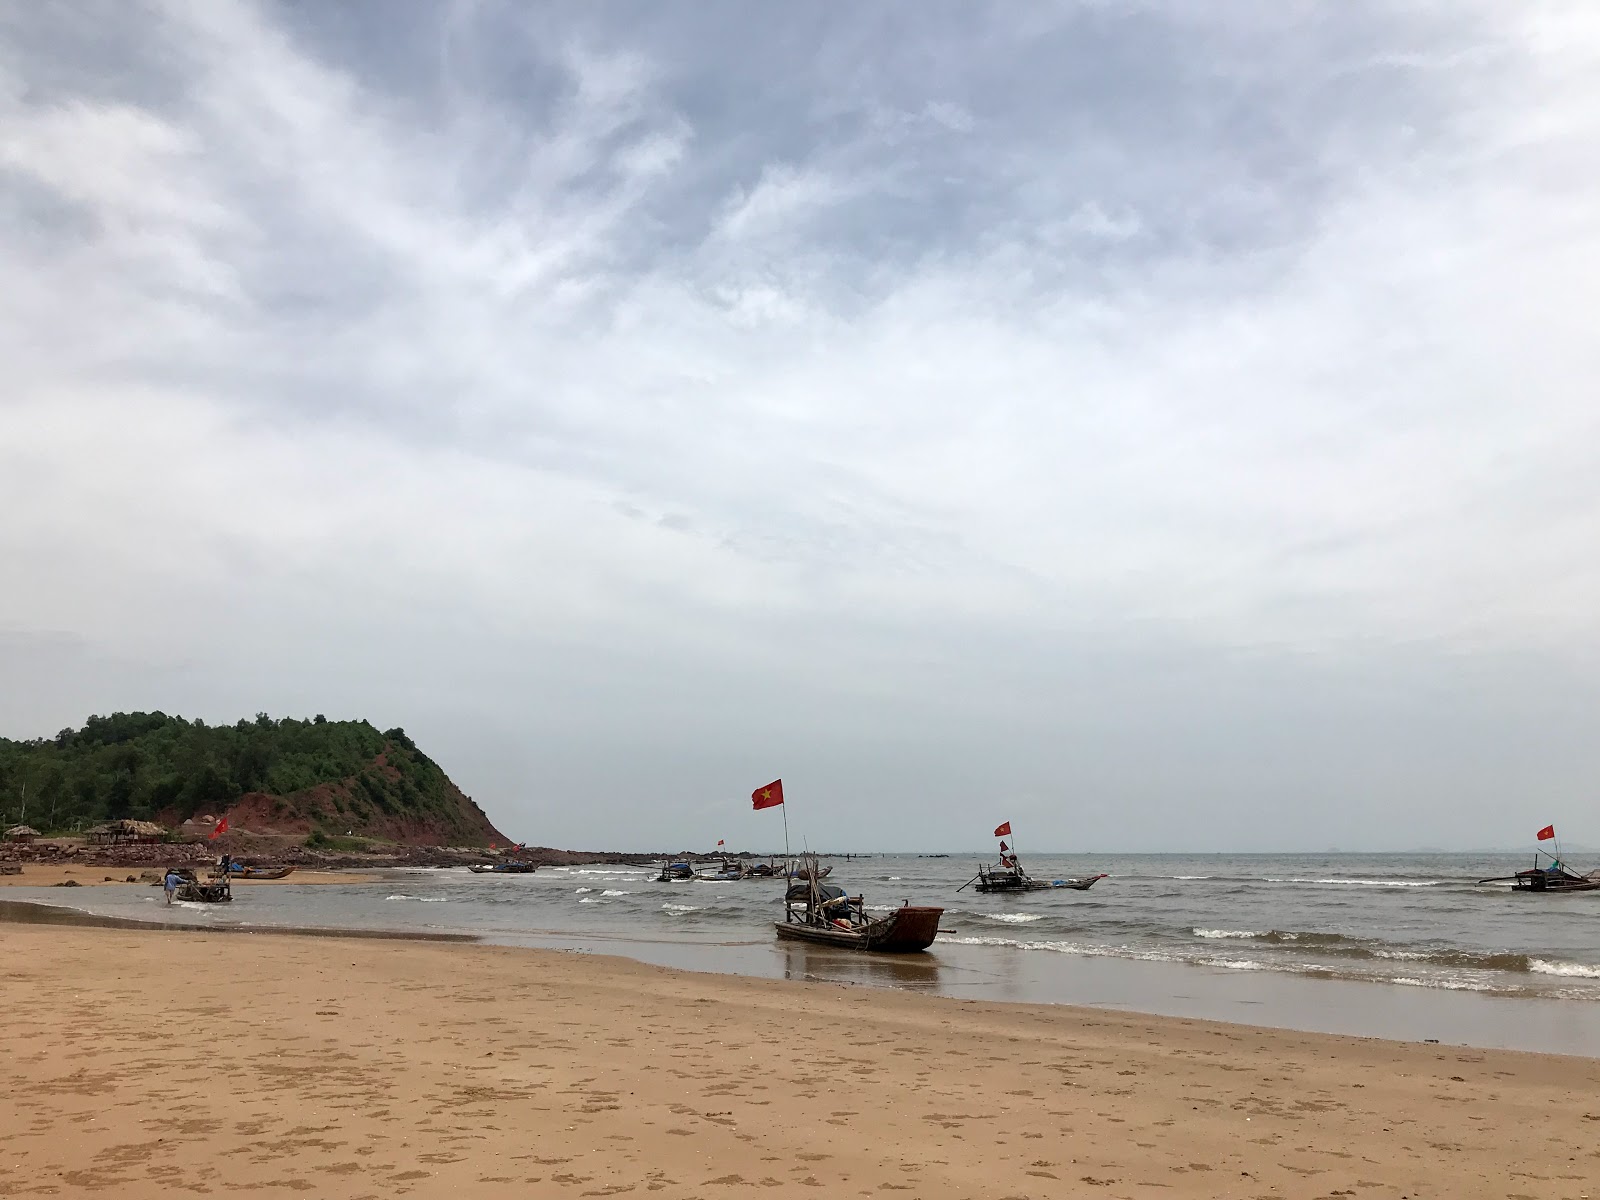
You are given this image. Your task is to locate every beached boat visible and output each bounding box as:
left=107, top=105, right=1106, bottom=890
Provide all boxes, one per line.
left=468, top=861, right=537, bottom=874
left=972, top=862, right=1108, bottom=893
left=774, top=861, right=942, bottom=952
left=228, top=865, right=295, bottom=880
left=656, top=861, right=696, bottom=882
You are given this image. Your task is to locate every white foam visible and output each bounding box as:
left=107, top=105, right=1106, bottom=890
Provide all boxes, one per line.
left=1193, top=928, right=1267, bottom=939
left=601, top=889, right=630, bottom=897
left=1266, top=878, right=1439, bottom=887
left=1530, top=959, right=1600, bottom=979
left=574, top=887, right=592, bottom=894
left=662, top=903, right=699, bottom=914
left=578, top=897, right=605, bottom=904
left=984, top=913, right=1045, bottom=924
left=1173, top=875, right=1215, bottom=880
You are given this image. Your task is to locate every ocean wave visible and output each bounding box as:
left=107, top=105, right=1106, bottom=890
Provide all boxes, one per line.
left=575, top=887, right=592, bottom=894
left=1173, top=875, right=1215, bottom=881
left=1265, top=877, right=1441, bottom=888
left=385, top=894, right=447, bottom=902
left=662, top=903, right=700, bottom=914
left=1193, top=928, right=1268, bottom=939
left=578, top=897, right=605, bottom=904
left=984, top=913, right=1045, bottom=924
left=1530, top=959, right=1600, bottom=979
left=601, top=889, right=631, bottom=897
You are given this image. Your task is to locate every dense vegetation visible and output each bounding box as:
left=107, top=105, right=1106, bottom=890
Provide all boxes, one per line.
left=0, top=712, right=496, bottom=843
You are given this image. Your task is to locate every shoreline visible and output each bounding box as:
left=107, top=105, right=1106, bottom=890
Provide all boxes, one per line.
left=9, top=890, right=1600, bottom=1059
left=5, top=921, right=1598, bottom=1198
left=0, top=897, right=476, bottom=941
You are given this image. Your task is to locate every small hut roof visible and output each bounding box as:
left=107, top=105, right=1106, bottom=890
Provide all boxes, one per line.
left=5, top=825, right=40, bottom=838
left=120, top=820, right=167, bottom=836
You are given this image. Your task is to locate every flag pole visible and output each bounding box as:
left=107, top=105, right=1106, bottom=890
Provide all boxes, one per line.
left=781, top=801, right=790, bottom=869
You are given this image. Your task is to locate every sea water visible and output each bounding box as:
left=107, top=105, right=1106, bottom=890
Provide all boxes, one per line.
left=17, top=852, right=1600, bottom=1054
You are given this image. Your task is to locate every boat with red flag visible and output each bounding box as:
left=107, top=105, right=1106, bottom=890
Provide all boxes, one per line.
left=1479, top=825, right=1600, bottom=893
left=775, top=855, right=943, bottom=952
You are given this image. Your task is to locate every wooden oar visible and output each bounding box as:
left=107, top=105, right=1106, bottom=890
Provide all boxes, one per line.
left=955, top=873, right=982, bottom=893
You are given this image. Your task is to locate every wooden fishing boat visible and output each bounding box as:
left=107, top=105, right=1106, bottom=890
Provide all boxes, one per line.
left=774, top=863, right=942, bottom=953
left=696, top=859, right=747, bottom=882
left=172, top=870, right=231, bottom=903
left=656, top=861, right=696, bottom=882
left=1481, top=864, right=1600, bottom=893
left=230, top=865, right=295, bottom=880
left=1480, top=834, right=1600, bottom=892
left=468, top=861, right=537, bottom=874
left=785, top=862, right=832, bottom=881
left=973, top=863, right=1107, bottom=893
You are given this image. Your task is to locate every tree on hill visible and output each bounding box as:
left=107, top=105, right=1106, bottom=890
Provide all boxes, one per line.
left=0, top=712, right=504, bottom=845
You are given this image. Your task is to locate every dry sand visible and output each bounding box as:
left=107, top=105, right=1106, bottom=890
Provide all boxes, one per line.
left=2, top=925, right=1597, bottom=1199
left=0, top=863, right=381, bottom=887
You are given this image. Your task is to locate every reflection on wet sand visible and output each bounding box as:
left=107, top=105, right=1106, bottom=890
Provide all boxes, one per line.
left=778, top=939, right=945, bottom=990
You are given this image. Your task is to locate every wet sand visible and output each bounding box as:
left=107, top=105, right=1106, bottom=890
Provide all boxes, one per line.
left=3, top=925, right=1597, bottom=1199
left=0, top=863, right=382, bottom=887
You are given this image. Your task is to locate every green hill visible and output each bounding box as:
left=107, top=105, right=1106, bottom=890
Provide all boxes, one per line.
left=0, top=712, right=508, bottom=847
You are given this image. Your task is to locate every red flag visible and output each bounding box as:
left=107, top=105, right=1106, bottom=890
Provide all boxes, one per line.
left=717, top=839, right=725, bottom=846
left=1537, top=825, right=1556, bottom=841
left=752, top=780, right=784, bottom=810
left=993, top=821, right=1011, bottom=838
left=208, top=816, right=229, bottom=841
left=999, top=841, right=1008, bottom=853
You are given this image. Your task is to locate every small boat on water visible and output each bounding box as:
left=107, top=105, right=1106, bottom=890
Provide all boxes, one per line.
left=963, top=823, right=1107, bottom=894
left=774, top=858, right=943, bottom=952
left=972, top=862, right=1107, bottom=893
left=166, top=869, right=231, bottom=902
left=696, top=858, right=748, bottom=882
left=657, top=861, right=696, bottom=882
left=468, top=861, right=537, bottom=874
left=785, top=862, right=832, bottom=881
left=1479, top=827, right=1600, bottom=893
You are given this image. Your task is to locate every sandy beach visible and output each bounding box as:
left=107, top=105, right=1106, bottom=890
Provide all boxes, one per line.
left=3, top=924, right=1596, bottom=1199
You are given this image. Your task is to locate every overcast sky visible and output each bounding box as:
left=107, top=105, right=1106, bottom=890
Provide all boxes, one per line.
left=2, top=2, right=1598, bottom=852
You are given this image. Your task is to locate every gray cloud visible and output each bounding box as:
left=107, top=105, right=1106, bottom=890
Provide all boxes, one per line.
left=2, top=1, right=1598, bottom=850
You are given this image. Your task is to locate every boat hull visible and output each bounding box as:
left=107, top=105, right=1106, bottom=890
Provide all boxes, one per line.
left=975, top=872, right=1107, bottom=894
left=235, top=867, right=294, bottom=880
left=468, top=863, right=537, bottom=874
left=775, top=906, right=943, bottom=953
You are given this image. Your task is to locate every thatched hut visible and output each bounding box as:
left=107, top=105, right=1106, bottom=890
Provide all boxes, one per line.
left=4, top=825, right=40, bottom=844
left=86, top=819, right=167, bottom=845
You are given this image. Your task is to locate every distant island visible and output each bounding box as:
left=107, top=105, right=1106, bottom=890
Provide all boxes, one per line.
left=0, top=711, right=509, bottom=848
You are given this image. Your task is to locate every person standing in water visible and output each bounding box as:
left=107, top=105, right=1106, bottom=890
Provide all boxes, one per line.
left=163, top=867, right=182, bottom=903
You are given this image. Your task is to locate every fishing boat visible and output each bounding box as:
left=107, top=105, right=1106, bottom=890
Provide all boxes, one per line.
left=467, top=861, right=537, bottom=874
left=170, top=869, right=231, bottom=902
left=1479, top=828, right=1600, bottom=893
left=1480, top=861, right=1600, bottom=892
left=230, top=865, right=295, bottom=880
left=971, top=861, right=1107, bottom=893
left=774, top=858, right=942, bottom=952
left=785, top=861, right=832, bottom=881
left=696, top=858, right=747, bottom=882
left=656, top=861, right=696, bottom=882
left=962, top=823, right=1107, bottom=893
